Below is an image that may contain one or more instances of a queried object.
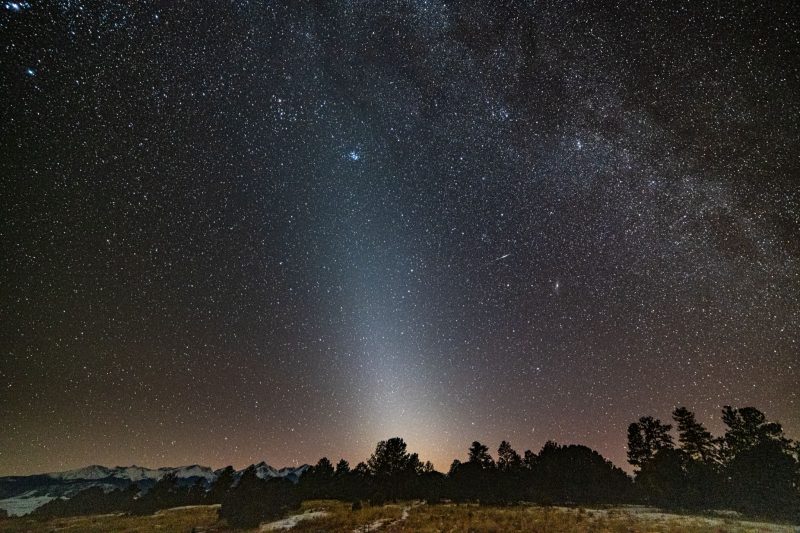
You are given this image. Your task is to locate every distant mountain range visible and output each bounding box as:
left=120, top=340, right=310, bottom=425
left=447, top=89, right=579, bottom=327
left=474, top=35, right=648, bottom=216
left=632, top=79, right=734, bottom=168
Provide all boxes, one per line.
left=0, top=462, right=309, bottom=516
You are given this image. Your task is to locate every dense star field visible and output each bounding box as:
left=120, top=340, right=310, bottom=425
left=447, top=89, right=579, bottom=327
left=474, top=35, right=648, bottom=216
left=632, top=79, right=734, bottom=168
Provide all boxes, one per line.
left=1, top=1, right=798, bottom=476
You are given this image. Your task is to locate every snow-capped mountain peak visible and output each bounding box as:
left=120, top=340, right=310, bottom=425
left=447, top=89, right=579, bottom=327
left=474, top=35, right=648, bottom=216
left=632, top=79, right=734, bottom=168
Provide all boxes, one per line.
left=46, top=464, right=216, bottom=483
left=0, top=461, right=308, bottom=516
left=48, top=465, right=114, bottom=480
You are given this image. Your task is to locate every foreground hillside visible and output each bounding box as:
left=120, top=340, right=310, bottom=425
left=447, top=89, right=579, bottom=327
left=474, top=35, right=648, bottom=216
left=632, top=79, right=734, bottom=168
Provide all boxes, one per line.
left=1, top=501, right=797, bottom=532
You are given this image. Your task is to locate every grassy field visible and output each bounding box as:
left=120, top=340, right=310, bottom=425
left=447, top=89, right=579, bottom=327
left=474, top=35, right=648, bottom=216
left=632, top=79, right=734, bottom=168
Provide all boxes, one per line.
left=0, top=504, right=222, bottom=532
left=1, top=501, right=797, bottom=532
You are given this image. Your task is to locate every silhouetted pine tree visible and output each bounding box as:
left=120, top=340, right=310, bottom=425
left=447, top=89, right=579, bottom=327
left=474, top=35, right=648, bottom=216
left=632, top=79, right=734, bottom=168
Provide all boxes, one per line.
left=672, top=407, right=717, bottom=463
left=669, top=407, right=722, bottom=509
left=527, top=442, right=632, bottom=505
left=449, top=441, right=499, bottom=503
left=726, top=439, right=799, bottom=519
left=467, top=441, right=495, bottom=469
left=300, top=457, right=337, bottom=499
left=312, top=457, right=335, bottom=478
left=523, top=449, right=537, bottom=469
left=627, top=416, right=674, bottom=468
left=630, top=406, right=799, bottom=519
left=353, top=461, right=370, bottom=476
left=366, top=437, right=420, bottom=501
left=719, top=406, right=787, bottom=460
left=719, top=407, right=800, bottom=520
left=448, top=459, right=461, bottom=476
left=335, top=459, right=350, bottom=475
left=497, top=441, right=522, bottom=471
left=220, top=466, right=300, bottom=528
left=635, top=448, right=689, bottom=508
left=494, top=441, right=524, bottom=504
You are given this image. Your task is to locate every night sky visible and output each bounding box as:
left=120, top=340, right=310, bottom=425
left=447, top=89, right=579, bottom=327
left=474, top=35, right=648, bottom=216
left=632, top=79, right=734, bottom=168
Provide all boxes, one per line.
left=2, top=1, right=798, bottom=477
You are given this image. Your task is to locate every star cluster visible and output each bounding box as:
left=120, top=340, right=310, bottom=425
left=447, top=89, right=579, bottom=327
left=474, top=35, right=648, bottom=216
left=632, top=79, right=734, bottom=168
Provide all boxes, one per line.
left=1, top=1, right=798, bottom=475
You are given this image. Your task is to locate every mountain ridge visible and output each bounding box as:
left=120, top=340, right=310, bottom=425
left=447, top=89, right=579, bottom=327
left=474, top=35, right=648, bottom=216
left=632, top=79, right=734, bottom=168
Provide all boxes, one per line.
left=0, top=462, right=309, bottom=516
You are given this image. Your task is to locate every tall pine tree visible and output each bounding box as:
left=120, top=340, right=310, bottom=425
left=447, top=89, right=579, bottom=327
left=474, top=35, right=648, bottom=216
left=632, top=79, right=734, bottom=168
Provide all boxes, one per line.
left=672, top=407, right=716, bottom=462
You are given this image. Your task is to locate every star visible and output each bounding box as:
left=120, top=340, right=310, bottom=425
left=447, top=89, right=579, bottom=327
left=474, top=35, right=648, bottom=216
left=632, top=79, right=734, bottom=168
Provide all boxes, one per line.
left=1, top=1, right=796, bottom=482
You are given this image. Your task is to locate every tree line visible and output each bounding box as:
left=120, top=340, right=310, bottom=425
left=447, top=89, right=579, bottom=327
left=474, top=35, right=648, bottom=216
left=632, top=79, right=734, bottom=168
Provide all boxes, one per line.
left=28, top=405, right=799, bottom=528
left=626, top=405, right=799, bottom=519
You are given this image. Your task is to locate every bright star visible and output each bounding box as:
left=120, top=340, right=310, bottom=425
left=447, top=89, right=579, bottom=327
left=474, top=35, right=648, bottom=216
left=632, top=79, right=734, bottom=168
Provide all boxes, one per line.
left=348, top=150, right=361, bottom=161
left=6, top=1, right=29, bottom=11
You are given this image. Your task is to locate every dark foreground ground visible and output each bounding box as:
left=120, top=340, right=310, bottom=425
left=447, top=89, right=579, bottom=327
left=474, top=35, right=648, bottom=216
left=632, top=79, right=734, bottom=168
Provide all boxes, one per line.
left=1, top=501, right=798, bottom=532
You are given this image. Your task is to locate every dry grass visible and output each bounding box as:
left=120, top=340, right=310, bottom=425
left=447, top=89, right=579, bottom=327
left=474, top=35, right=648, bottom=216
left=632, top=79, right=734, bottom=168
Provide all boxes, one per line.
left=394, top=504, right=797, bottom=532
left=289, top=499, right=403, bottom=531
left=0, top=504, right=221, bottom=532
left=0, top=501, right=796, bottom=532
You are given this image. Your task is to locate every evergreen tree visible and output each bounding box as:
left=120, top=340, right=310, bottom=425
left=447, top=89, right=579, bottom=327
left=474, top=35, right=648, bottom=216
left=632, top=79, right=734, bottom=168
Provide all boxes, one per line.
left=528, top=442, right=633, bottom=504
left=635, top=448, right=688, bottom=508
left=726, top=439, right=800, bottom=520
left=627, top=416, right=674, bottom=468
left=523, top=449, right=537, bottom=469
left=497, top=441, right=522, bottom=471
left=366, top=437, right=420, bottom=500
left=367, top=438, right=414, bottom=477
left=467, top=441, right=495, bottom=469
left=720, top=406, right=787, bottom=459
left=672, top=407, right=716, bottom=462
left=407, top=452, right=423, bottom=474
left=312, top=457, right=335, bottom=478
left=448, top=441, right=508, bottom=503
left=353, top=462, right=370, bottom=477
left=448, top=459, right=461, bottom=476
left=220, top=466, right=300, bottom=528
left=335, top=459, right=350, bottom=476
left=718, top=407, right=799, bottom=519
left=300, top=457, right=337, bottom=499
